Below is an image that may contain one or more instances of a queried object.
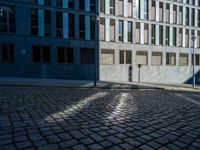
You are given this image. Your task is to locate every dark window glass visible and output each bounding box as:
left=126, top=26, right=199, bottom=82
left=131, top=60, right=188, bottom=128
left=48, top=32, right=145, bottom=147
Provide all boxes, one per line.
left=32, top=45, right=41, bottom=63
left=32, top=45, right=51, bottom=63
left=45, top=0, right=51, bottom=6
left=79, top=15, right=85, bottom=39
left=56, top=0, right=63, bottom=7
left=1, top=43, right=15, bottom=63
left=69, top=13, right=74, bottom=38
left=56, top=12, right=63, bottom=37
left=45, top=10, right=51, bottom=36
left=31, top=8, right=38, bottom=35
left=90, top=16, right=95, bottom=40
left=68, top=0, right=75, bottom=9
left=0, top=5, right=16, bottom=33
left=80, top=48, right=94, bottom=64
left=79, top=0, right=85, bottom=10
left=57, top=47, right=74, bottom=63
left=90, top=0, right=96, bottom=12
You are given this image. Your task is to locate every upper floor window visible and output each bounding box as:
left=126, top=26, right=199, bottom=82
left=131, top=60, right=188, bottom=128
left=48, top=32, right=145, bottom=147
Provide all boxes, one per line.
left=110, top=0, right=115, bottom=15
left=45, top=0, right=51, bottom=6
left=31, top=0, right=38, bottom=4
left=118, top=20, right=123, bottom=42
left=56, top=0, right=63, bottom=7
left=79, top=0, right=85, bottom=10
left=56, top=11, right=63, bottom=37
left=44, top=10, right=51, bottom=36
left=0, top=5, right=15, bottom=33
left=68, top=0, right=75, bottom=9
left=31, top=8, right=38, bottom=35
left=0, top=43, right=15, bottom=63
left=90, top=0, right=96, bottom=12
left=79, top=15, right=85, bottom=39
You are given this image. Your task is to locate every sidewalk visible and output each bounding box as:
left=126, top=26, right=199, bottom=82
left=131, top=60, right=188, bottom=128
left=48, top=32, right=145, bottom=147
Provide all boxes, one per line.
left=0, top=77, right=199, bottom=91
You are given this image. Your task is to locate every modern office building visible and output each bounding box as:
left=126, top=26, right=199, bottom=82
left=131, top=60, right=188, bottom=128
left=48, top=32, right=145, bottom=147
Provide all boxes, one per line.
left=1, top=0, right=200, bottom=84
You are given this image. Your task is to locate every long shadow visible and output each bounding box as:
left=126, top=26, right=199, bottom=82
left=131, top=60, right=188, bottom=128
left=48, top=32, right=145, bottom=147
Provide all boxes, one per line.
left=185, top=69, right=200, bottom=85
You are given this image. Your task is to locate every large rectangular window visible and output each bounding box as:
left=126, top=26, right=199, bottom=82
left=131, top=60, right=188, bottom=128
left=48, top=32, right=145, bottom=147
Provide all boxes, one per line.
left=136, top=51, right=148, bottom=65
left=80, top=48, right=94, bottom=64
left=110, top=19, right=115, bottom=42
left=56, top=12, right=63, bottom=37
left=44, top=10, right=51, bottom=36
left=110, top=0, right=115, bottom=15
left=120, top=50, right=132, bottom=64
left=31, top=8, right=38, bottom=35
left=166, top=53, right=176, bottom=66
left=191, top=54, right=200, bottom=66
left=185, top=7, right=189, bottom=25
left=118, top=0, right=124, bottom=16
left=69, top=13, right=75, bottom=38
left=32, top=45, right=51, bottom=63
left=144, top=24, right=149, bottom=44
left=79, top=0, right=85, bottom=10
left=118, top=20, right=123, bottom=42
left=152, top=52, right=162, bottom=66
left=101, top=49, right=115, bottom=65
left=100, top=0, right=105, bottom=13
left=90, top=0, right=96, bottom=12
left=128, top=22, right=132, bottom=43
left=100, top=18, right=105, bottom=41
left=79, top=15, right=85, bottom=39
left=57, top=47, right=73, bottom=64
left=179, top=53, right=188, bottom=66
left=0, top=43, right=15, bottom=63
left=0, top=5, right=16, bottom=33
left=151, top=24, right=156, bottom=45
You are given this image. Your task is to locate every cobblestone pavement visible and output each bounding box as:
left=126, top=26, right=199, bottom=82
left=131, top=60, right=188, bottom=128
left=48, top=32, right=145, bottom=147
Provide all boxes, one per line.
left=0, top=86, right=200, bottom=150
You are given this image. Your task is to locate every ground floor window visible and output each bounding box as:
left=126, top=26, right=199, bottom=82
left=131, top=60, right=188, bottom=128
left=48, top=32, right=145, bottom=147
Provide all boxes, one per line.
left=136, top=51, right=148, bottom=65
left=57, top=47, right=73, bottom=64
left=152, top=52, right=162, bottom=66
left=192, top=54, right=200, bottom=66
left=179, top=53, right=188, bottom=66
left=119, top=50, right=132, bottom=64
left=0, top=43, right=15, bottom=63
left=80, top=48, right=94, bottom=64
left=101, top=49, right=115, bottom=65
left=32, top=45, right=51, bottom=63
left=166, top=53, right=176, bottom=66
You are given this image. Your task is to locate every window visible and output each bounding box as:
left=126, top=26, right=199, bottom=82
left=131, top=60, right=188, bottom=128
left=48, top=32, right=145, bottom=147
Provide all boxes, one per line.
left=79, top=15, right=85, bottom=39
left=45, top=0, right=51, bottom=6
left=32, top=45, right=51, bottom=63
left=56, top=0, right=63, bottom=7
left=185, top=7, right=189, bottom=25
left=179, top=28, right=183, bottom=47
left=144, top=24, right=149, bottom=44
left=151, top=24, right=156, bottom=45
left=90, top=0, right=96, bottom=12
left=136, top=22, right=140, bottom=44
left=120, top=50, right=132, bottom=64
left=144, top=0, right=148, bottom=20
left=110, top=0, right=115, bottom=15
left=159, top=2, right=163, bottom=22
left=101, top=49, right=114, bottom=65
left=152, top=52, right=162, bottom=66
left=166, top=53, right=176, bottom=66
left=128, top=22, right=132, bottom=43
left=118, top=0, right=124, bottom=16
left=0, top=5, right=16, bottom=33
left=191, top=8, right=195, bottom=26
left=31, top=8, right=38, bottom=35
left=100, top=18, right=105, bottom=41
left=80, top=48, right=94, bottom=64
left=100, top=0, right=105, bottom=13
left=68, top=0, right=75, bottom=9
left=110, top=19, right=115, bottom=42
left=179, top=53, right=188, bottom=66
left=79, top=0, right=85, bottom=10
left=179, top=6, right=183, bottom=25
left=57, top=47, right=73, bottom=63
left=198, top=10, right=200, bottom=27
left=173, top=5, right=177, bottom=24
left=159, top=26, right=163, bottom=45
left=166, top=26, right=170, bottom=46
left=166, top=3, right=170, bottom=23
left=185, top=29, right=189, bottom=47
left=56, top=12, right=63, bottom=37
left=173, top=27, right=177, bottom=46
left=0, top=43, right=15, bottom=63
left=44, top=10, right=51, bottom=36
left=118, top=20, right=123, bottom=42
left=90, top=16, right=95, bottom=40
left=31, top=0, right=38, bottom=4
left=136, top=51, right=148, bottom=65
left=69, top=13, right=75, bottom=38
left=192, top=54, right=200, bottom=66
left=128, top=0, right=132, bottom=17
left=151, top=0, right=156, bottom=21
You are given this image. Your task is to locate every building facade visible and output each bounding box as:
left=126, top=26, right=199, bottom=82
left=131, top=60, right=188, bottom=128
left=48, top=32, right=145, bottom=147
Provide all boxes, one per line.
left=1, top=0, right=200, bottom=84
left=0, top=0, right=98, bottom=80
left=99, top=0, right=200, bottom=84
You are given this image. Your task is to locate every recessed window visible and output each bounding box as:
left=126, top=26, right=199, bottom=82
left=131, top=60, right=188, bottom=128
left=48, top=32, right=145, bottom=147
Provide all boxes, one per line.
left=32, top=45, right=51, bottom=63
left=79, top=0, right=85, bottom=10
left=57, top=47, right=74, bottom=64
left=119, top=50, right=132, bottom=64
left=166, top=53, right=176, bottom=66
left=101, top=49, right=115, bottom=65
left=0, top=43, right=15, bottom=63
left=152, top=52, right=162, bottom=66
left=80, top=48, right=94, bottom=64
left=191, top=54, right=200, bottom=66
left=118, top=20, right=123, bottom=42
left=136, top=51, right=148, bottom=65
left=56, top=11, right=63, bottom=37
left=44, top=10, right=51, bottom=36
left=79, top=15, right=85, bottom=39
left=69, top=13, right=75, bottom=38
left=31, top=8, right=38, bottom=35
left=179, top=53, right=188, bottom=66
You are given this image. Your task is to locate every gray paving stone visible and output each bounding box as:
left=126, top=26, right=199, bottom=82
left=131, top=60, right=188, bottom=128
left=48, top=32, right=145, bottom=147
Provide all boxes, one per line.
left=88, top=144, right=103, bottom=150
left=60, top=139, right=78, bottom=148
left=72, top=144, right=87, bottom=150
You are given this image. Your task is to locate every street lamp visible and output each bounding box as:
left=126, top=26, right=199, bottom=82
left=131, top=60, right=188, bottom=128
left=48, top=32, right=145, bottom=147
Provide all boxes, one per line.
left=191, top=35, right=197, bottom=88
left=94, top=2, right=100, bottom=86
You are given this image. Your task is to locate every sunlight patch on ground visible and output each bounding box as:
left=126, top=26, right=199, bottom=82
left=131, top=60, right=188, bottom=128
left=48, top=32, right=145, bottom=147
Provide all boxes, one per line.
left=44, top=92, right=108, bottom=122
left=175, top=93, right=200, bottom=107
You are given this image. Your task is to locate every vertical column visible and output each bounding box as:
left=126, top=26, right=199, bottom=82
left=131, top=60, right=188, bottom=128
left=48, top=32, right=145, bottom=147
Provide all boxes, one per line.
left=155, top=0, right=159, bottom=22
left=163, top=51, right=166, bottom=66
left=124, top=21, right=128, bottom=42
left=85, top=0, right=90, bottom=11
left=169, top=3, right=173, bottom=24
left=189, top=29, right=191, bottom=48
left=194, top=30, right=198, bottom=48
left=189, top=7, right=192, bottom=26
left=38, top=9, right=44, bottom=36
left=105, top=0, right=110, bottom=14
left=63, top=13, right=69, bottom=38
left=148, top=24, right=152, bottom=45
left=163, top=2, right=166, bottom=23
left=182, top=28, right=186, bottom=47
left=155, top=25, right=159, bottom=45
left=85, top=16, right=90, bottom=40
left=148, top=0, right=152, bottom=21
left=115, top=19, right=119, bottom=42
left=148, top=51, right=151, bottom=66
left=176, top=53, right=179, bottom=66
left=38, top=0, right=44, bottom=5
left=140, top=23, right=144, bottom=44
left=124, top=0, right=128, bottom=17
left=177, top=6, right=179, bottom=25
left=105, top=18, right=110, bottom=41
left=140, top=0, right=144, bottom=19
left=169, top=27, right=173, bottom=46
left=63, top=0, right=68, bottom=8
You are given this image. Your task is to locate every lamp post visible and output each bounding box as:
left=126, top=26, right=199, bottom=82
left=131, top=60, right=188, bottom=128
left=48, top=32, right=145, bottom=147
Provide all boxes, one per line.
left=94, top=2, right=100, bottom=86
left=191, top=35, right=197, bottom=88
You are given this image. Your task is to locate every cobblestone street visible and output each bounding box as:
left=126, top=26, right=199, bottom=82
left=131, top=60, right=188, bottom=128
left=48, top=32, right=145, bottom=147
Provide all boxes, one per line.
left=0, top=86, right=200, bottom=150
